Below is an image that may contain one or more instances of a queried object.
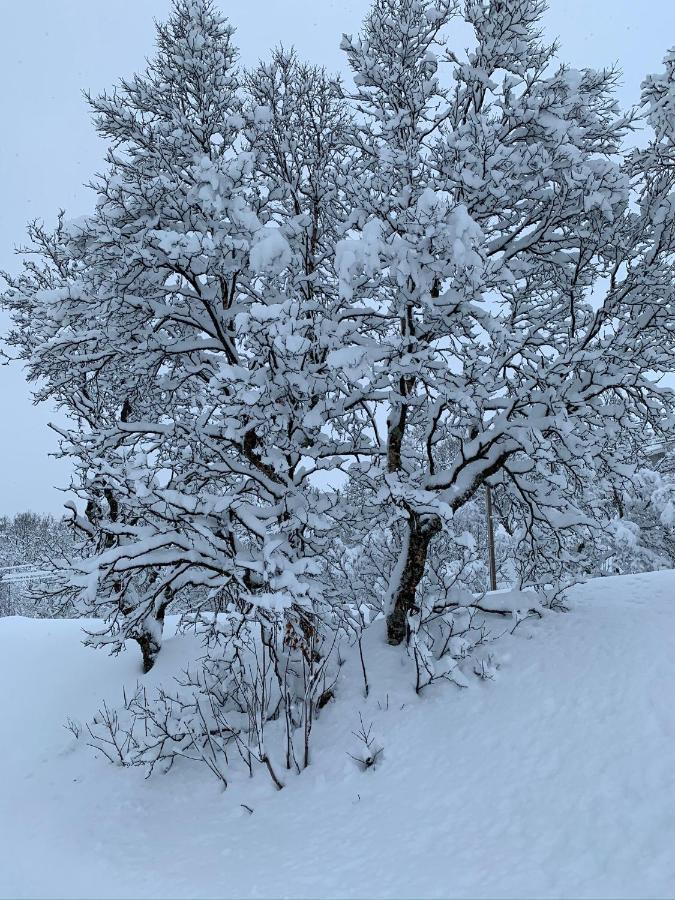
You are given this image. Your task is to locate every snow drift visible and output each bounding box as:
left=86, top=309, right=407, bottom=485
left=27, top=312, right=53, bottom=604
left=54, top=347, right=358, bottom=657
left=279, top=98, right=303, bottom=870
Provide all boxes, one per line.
left=1, top=570, right=674, bottom=899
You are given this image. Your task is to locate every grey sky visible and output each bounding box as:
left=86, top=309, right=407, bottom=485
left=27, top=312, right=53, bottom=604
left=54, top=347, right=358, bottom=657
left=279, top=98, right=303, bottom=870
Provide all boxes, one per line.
left=1, top=0, right=674, bottom=515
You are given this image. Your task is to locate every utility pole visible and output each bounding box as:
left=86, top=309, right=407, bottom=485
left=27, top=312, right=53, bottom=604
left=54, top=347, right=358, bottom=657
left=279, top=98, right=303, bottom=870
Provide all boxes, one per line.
left=485, top=485, right=497, bottom=592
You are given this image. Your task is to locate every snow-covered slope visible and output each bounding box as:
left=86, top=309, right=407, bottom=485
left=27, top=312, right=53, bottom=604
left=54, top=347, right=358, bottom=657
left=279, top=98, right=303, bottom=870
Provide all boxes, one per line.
left=1, top=571, right=674, bottom=899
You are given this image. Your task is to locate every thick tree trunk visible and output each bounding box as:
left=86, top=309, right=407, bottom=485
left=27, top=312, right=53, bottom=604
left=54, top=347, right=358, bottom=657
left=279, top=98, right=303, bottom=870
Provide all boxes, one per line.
left=386, top=512, right=442, bottom=645
left=136, top=630, right=161, bottom=674
left=135, top=604, right=167, bottom=673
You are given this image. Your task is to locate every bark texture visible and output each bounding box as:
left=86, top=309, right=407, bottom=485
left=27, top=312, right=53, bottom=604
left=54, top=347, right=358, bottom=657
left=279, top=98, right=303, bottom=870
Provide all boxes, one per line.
left=386, top=512, right=442, bottom=645
left=135, top=604, right=167, bottom=673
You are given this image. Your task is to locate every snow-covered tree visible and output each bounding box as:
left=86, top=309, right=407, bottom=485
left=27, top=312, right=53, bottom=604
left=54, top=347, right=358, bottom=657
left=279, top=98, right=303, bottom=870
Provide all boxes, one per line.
left=3, top=1, right=255, bottom=668
left=1, top=3, right=356, bottom=673
left=3, top=0, right=675, bottom=684
left=334, top=0, right=675, bottom=643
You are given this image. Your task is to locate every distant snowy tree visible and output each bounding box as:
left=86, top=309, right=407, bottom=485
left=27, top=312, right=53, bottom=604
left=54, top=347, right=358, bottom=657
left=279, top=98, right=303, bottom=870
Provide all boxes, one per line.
left=0, top=511, right=72, bottom=616
left=597, top=442, right=675, bottom=574
left=0, top=512, right=71, bottom=567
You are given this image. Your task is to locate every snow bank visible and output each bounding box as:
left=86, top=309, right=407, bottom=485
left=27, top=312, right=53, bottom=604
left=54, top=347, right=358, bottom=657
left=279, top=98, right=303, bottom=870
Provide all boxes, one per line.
left=1, top=570, right=675, bottom=898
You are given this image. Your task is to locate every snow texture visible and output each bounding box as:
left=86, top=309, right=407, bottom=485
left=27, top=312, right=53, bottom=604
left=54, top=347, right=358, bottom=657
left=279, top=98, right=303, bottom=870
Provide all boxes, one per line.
left=1, top=569, right=674, bottom=899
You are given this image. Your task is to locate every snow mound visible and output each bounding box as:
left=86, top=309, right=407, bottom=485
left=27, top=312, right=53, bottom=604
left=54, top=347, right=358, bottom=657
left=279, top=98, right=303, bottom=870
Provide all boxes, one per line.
left=1, top=570, right=675, bottom=899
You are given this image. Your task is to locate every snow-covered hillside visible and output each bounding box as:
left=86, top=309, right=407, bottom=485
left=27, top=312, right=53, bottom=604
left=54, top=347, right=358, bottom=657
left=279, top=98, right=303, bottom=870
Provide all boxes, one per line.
left=1, top=570, right=674, bottom=899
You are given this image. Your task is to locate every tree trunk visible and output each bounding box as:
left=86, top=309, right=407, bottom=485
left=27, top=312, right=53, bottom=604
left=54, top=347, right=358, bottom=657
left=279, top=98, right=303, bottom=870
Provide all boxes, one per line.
left=386, top=512, right=442, bottom=645
left=135, top=629, right=161, bottom=674
left=135, top=604, right=167, bottom=673
left=485, top=485, right=497, bottom=592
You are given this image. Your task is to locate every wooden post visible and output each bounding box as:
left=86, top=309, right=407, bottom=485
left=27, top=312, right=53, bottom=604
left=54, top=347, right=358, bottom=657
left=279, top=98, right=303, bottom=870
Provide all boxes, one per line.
left=485, top=485, right=497, bottom=592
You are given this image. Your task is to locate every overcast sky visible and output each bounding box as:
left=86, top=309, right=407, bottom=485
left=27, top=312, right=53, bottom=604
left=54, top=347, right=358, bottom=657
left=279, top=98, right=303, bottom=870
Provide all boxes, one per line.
left=1, top=0, right=674, bottom=516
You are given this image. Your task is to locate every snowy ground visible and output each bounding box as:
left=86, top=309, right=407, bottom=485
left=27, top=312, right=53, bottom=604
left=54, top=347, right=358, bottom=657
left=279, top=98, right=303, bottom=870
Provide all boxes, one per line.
left=1, top=570, right=674, bottom=899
